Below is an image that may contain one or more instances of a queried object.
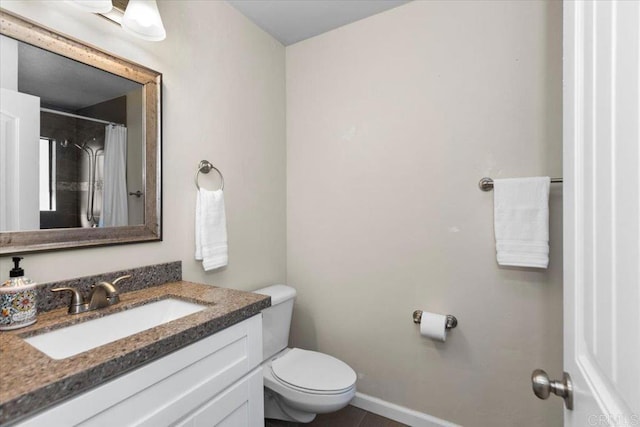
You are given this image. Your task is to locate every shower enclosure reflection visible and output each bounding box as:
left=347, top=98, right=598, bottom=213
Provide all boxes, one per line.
left=0, top=33, right=144, bottom=231
left=39, top=104, right=137, bottom=229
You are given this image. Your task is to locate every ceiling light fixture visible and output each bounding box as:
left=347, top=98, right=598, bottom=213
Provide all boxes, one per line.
left=121, top=0, right=166, bottom=42
left=69, top=0, right=114, bottom=14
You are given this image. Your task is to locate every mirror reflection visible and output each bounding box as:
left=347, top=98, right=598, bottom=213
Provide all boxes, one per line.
left=0, top=34, right=144, bottom=232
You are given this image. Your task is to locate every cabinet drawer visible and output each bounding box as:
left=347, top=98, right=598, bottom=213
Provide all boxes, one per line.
left=17, top=314, right=262, bottom=427
left=175, top=367, right=264, bottom=427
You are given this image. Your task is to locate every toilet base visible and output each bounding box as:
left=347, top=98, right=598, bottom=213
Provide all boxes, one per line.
left=264, top=387, right=316, bottom=423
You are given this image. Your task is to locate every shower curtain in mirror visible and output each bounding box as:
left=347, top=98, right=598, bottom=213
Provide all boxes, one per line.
left=100, top=124, right=128, bottom=227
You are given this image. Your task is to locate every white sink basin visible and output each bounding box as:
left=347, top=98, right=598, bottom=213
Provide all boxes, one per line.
left=24, top=298, right=206, bottom=360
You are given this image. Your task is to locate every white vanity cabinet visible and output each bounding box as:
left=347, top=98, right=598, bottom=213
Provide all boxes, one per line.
left=16, top=314, right=264, bottom=427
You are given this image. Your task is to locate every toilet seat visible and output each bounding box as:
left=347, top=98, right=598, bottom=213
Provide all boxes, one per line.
left=262, top=349, right=357, bottom=417
left=271, top=348, right=357, bottom=395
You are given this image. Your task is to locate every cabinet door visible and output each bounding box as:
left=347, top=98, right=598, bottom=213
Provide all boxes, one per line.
left=176, top=367, right=264, bottom=427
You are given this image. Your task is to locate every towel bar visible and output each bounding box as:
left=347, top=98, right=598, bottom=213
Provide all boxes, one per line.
left=478, top=176, right=563, bottom=191
left=195, top=160, right=224, bottom=191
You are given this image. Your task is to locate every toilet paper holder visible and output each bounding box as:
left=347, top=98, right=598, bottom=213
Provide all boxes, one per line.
left=412, top=310, right=458, bottom=329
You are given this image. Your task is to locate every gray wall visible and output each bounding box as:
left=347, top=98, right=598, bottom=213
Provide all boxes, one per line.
left=286, top=1, right=563, bottom=426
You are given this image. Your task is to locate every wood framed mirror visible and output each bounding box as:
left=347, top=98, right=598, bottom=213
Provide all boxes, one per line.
left=0, top=10, right=162, bottom=254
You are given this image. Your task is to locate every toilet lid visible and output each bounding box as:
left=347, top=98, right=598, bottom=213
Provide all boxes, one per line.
left=271, top=348, right=356, bottom=392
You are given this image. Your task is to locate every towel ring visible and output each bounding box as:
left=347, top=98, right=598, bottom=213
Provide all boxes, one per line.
left=195, top=160, right=224, bottom=191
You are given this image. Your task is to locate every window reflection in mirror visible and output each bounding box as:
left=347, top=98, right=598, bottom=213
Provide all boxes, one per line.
left=39, top=137, right=55, bottom=212
left=0, top=34, right=145, bottom=232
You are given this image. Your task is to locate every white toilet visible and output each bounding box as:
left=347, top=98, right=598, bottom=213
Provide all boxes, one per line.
left=254, top=284, right=357, bottom=423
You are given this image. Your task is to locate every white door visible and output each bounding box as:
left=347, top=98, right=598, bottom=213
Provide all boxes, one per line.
left=0, top=87, right=40, bottom=231
left=561, top=1, right=640, bottom=426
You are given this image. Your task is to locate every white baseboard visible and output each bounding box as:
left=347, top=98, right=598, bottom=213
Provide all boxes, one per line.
left=350, top=392, right=460, bottom=427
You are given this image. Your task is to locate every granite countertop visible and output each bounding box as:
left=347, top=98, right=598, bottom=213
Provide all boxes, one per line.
left=0, top=281, right=270, bottom=425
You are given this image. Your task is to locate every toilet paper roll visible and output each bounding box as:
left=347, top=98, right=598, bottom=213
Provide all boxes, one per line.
left=419, top=311, right=448, bottom=342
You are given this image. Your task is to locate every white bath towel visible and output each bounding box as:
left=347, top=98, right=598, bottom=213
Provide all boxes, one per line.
left=195, top=188, right=228, bottom=271
left=493, top=177, right=550, bottom=268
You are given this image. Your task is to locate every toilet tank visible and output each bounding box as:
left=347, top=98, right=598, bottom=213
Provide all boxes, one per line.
left=253, top=284, right=296, bottom=361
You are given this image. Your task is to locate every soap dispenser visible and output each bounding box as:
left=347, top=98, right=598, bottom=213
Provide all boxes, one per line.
left=0, top=257, right=39, bottom=330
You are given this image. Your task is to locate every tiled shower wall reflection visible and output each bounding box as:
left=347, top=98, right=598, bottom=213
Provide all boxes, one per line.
left=39, top=96, right=126, bottom=229
left=40, top=111, right=81, bottom=229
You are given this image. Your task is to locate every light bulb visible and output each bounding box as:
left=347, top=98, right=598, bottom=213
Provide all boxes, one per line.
left=122, top=0, right=166, bottom=42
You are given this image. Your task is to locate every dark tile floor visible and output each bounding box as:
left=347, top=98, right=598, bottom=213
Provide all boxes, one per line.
left=264, top=405, right=408, bottom=427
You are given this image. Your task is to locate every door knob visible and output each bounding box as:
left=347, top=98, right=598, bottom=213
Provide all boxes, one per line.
left=531, top=369, right=573, bottom=410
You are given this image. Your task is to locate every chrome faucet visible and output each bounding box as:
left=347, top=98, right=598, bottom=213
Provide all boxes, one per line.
left=52, top=275, right=131, bottom=314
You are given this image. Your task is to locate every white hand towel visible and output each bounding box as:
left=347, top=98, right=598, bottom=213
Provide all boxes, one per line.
left=493, top=177, right=550, bottom=268
left=195, top=188, right=228, bottom=271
